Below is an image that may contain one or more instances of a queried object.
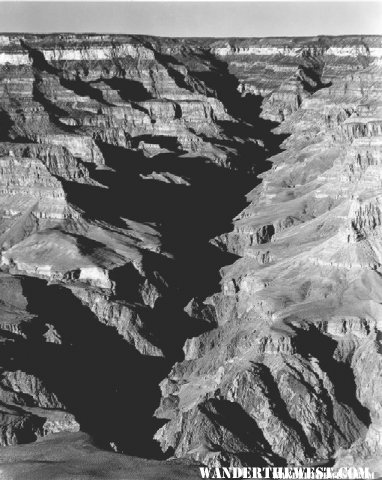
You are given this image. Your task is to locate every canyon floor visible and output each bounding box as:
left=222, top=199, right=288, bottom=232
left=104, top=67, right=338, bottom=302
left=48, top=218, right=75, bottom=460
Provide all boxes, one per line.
left=0, top=34, right=381, bottom=479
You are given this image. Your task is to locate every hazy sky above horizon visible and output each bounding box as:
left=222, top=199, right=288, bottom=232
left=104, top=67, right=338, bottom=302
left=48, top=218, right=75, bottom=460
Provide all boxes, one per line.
left=0, top=1, right=381, bottom=37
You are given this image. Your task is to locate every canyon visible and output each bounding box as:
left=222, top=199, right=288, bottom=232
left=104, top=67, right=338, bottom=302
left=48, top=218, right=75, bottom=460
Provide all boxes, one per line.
left=0, top=33, right=381, bottom=478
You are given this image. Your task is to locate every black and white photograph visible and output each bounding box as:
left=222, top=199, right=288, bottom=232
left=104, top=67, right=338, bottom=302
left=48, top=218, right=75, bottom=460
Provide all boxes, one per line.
left=0, top=0, right=381, bottom=478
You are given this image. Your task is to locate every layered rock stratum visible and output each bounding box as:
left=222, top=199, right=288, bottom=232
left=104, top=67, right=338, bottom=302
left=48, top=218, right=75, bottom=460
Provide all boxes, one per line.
left=0, top=34, right=381, bottom=478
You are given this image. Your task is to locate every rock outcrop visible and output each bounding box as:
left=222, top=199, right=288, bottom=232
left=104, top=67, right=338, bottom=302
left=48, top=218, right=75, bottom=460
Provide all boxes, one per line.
left=0, top=34, right=381, bottom=477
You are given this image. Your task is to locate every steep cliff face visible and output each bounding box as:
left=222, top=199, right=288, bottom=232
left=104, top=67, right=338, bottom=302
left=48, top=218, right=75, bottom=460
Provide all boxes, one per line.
left=154, top=36, right=382, bottom=472
left=0, top=34, right=381, bottom=476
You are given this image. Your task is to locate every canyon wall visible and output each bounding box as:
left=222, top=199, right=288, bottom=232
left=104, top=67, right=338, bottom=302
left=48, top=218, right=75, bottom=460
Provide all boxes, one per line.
left=0, top=34, right=381, bottom=476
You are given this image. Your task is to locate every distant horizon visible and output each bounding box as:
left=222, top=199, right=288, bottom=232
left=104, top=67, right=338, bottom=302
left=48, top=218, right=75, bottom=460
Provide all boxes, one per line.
left=0, top=2, right=381, bottom=37
left=1, top=32, right=382, bottom=39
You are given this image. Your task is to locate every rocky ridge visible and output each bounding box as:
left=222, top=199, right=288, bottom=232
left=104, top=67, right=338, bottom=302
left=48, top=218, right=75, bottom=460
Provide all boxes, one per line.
left=0, top=34, right=381, bottom=476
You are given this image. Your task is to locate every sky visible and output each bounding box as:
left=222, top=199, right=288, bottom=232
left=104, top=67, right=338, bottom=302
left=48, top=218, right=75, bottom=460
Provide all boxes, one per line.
left=0, top=1, right=381, bottom=37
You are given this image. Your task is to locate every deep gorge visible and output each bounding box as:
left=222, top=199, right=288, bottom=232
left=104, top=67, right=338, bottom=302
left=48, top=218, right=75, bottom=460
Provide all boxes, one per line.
left=0, top=33, right=381, bottom=478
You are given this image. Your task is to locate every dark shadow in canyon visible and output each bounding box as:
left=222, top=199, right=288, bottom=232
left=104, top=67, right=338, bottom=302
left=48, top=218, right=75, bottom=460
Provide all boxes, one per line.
left=1, top=276, right=171, bottom=459
left=184, top=49, right=289, bottom=156
left=133, top=38, right=195, bottom=93
left=4, top=44, right=289, bottom=459
left=54, top=106, right=286, bottom=458
left=103, top=78, right=152, bottom=102
left=0, top=110, right=14, bottom=141
left=21, top=39, right=111, bottom=107
left=249, top=363, right=316, bottom=459
left=56, top=78, right=288, bottom=455
left=20, top=39, right=57, bottom=76
left=200, top=398, right=286, bottom=467
left=32, top=76, right=77, bottom=133
left=133, top=39, right=289, bottom=157
left=298, top=64, right=332, bottom=94
left=63, top=142, right=269, bottom=306
left=60, top=76, right=111, bottom=105
left=293, top=325, right=371, bottom=428
left=0, top=109, right=30, bottom=143
left=61, top=147, right=252, bottom=352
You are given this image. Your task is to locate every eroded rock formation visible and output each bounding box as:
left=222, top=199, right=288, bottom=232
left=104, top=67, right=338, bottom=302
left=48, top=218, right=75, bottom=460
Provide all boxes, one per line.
left=0, top=34, right=381, bottom=476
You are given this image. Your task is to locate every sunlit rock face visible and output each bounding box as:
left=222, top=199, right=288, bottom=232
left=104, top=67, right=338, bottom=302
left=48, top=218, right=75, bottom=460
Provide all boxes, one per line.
left=0, top=33, right=381, bottom=476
